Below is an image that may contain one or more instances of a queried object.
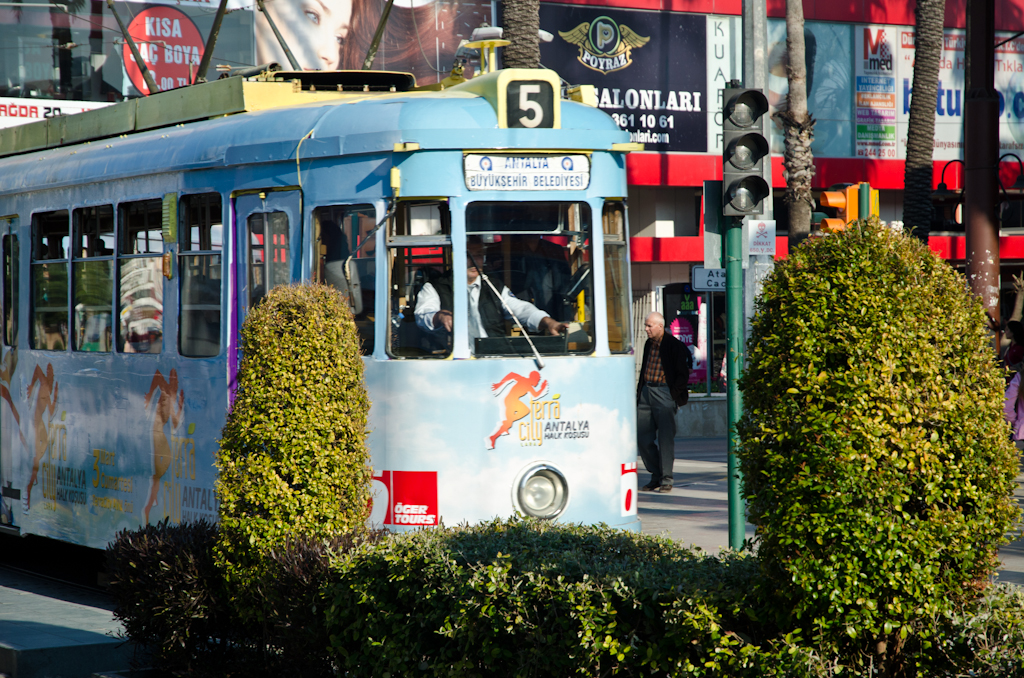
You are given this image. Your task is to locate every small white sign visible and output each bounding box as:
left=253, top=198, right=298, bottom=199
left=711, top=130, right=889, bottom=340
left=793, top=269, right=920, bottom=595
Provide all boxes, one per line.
left=748, top=220, right=776, bottom=255
left=0, top=97, right=113, bottom=130
left=692, top=266, right=726, bottom=291
left=464, top=154, right=590, bottom=191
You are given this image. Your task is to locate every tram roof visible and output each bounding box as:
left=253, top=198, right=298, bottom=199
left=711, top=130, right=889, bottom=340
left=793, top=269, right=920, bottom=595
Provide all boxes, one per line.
left=0, top=69, right=631, bottom=196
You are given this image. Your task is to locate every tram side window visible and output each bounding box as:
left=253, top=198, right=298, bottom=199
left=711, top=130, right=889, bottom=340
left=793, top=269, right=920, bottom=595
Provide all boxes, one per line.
left=118, top=200, right=164, bottom=354
left=72, top=206, right=114, bottom=352
left=180, top=194, right=222, bottom=358
left=31, top=210, right=69, bottom=351
left=314, top=205, right=375, bottom=355
left=388, top=201, right=451, bottom=359
left=3, top=232, right=18, bottom=347
left=248, top=212, right=289, bottom=308
left=603, top=201, right=632, bottom=353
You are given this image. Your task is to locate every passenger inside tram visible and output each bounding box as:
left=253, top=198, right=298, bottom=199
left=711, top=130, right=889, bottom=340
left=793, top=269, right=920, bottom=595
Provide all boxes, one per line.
left=413, top=238, right=569, bottom=345
left=390, top=201, right=594, bottom=358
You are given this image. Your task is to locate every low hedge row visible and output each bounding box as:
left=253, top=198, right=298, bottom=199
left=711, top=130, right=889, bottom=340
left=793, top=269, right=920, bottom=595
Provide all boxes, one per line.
left=107, top=518, right=228, bottom=673
left=107, top=518, right=386, bottom=676
left=108, top=517, right=1024, bottom=678
left=325, top=518, right=801, bottom=677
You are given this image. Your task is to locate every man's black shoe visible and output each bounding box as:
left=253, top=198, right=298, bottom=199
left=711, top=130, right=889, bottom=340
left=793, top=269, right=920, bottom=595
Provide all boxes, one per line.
left=640, top=482, right=660, bottom=491
left=656, top=483, right=673, bottom=493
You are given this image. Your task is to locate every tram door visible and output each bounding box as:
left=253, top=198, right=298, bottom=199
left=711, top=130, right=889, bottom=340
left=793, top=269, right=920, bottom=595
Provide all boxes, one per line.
left=0, top=216, right=17, bottom=528
left=233, top=190, right=302, bottom=326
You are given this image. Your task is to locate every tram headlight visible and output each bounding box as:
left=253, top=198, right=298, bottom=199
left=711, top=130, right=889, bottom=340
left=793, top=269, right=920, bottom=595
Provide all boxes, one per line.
left=515, top=464, right=568, bottom=519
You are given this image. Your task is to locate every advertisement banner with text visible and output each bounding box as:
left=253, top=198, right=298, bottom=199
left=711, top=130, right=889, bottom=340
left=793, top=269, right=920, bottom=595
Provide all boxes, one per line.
left=0, top=98, right=111, bottom=130
left=538, top=4, right=708, bottom=153
left=257, top=0, right=491, bottom=86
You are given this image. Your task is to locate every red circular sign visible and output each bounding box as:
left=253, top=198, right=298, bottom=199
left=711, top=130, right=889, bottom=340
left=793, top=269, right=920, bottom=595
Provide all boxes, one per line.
left=123, top=7, right=204, bottom=96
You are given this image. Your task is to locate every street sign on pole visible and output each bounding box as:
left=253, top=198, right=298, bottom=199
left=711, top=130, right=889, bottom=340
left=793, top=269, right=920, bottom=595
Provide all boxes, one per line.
left=692, top=265, right=727, bottom=291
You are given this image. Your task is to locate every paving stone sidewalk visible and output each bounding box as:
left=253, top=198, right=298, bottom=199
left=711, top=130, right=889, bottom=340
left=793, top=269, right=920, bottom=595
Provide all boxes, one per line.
left=0, top=566, right=130, bottom=678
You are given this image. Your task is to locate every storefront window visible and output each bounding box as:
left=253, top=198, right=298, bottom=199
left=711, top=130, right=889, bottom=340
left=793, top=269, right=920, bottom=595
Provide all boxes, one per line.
left=0, top=4, right=253, bottom=104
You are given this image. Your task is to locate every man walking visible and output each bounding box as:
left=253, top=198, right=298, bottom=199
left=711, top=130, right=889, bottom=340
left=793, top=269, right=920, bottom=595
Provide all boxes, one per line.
left=636, top=312, right=692, bottom=492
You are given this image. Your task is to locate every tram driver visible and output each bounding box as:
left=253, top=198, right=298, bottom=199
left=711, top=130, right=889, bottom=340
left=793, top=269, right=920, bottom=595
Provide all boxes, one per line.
left=414, top=238, right=568, bottom=343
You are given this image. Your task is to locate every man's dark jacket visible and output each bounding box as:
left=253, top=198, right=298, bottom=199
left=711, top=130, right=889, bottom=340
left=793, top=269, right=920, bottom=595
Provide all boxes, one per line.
left=637, top=332, right=692, bottom=406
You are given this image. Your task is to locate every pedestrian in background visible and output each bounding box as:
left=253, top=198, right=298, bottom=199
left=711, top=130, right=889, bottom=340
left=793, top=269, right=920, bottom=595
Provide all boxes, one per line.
left=636, top=312, right=692, bottom=492
left=1005, top=371, right=1024, bottom=451
left=1004, top=320, right=1024, bottom=378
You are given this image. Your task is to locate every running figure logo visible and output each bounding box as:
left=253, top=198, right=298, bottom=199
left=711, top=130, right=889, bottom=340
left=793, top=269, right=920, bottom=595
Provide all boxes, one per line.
left=143, top=368, right=184, bottom=523
left=488, top=371, right=548, bottom=449
left=23, top=363, right=58, bottom=512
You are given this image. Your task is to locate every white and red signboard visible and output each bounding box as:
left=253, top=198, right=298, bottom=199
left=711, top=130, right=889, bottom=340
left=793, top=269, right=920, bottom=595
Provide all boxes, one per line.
left=748, top=220, right=776, bottom=255
left=0, top=98, right=112, bottom=130
left=620, top=462, right=637, bottom=517
left=369, top=470, right=439, bottom=528
left=123, top=6, right=204, bottom=95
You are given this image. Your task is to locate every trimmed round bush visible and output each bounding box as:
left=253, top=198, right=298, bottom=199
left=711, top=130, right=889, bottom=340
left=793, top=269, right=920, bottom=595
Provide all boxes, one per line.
left=737, top=220, right=1020, bottom=670
left=215, top=283, right=371, bottom=619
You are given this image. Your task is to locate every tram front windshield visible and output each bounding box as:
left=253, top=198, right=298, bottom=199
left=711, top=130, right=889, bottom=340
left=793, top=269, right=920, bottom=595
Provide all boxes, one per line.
left=464, top=201, right=593, bottom=356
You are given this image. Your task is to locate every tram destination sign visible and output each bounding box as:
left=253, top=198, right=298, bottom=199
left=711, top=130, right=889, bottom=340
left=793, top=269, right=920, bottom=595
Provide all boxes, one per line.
left=464, top=154, right=591, bottom=191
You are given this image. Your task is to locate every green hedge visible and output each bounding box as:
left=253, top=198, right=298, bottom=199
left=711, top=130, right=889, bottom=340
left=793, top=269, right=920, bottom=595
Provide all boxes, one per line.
left=737, top=220, right=1021, bottom=673
left=109, top=517, right=1024, bottom=678
left=215, top=283, right=372, bottom=627
left=107, top=519, right=232, bottom=673
left=325, top=518, right=808, bottom=677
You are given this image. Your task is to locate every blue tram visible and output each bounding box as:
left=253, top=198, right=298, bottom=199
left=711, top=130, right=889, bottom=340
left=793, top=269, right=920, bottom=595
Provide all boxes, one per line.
left=0, top=66, right=641, bottom=548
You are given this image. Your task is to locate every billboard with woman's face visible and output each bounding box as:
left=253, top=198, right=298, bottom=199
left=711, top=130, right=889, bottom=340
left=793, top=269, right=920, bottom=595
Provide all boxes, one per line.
left=255, top=0, right=492, bottom=84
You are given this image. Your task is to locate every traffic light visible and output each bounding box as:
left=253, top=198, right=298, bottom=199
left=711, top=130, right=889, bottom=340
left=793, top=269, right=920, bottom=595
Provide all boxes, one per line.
left=819, top=185, right=858, bottom=232
left=722, top=87, right=770, bottom=216
left=818, top=183, right=879, bottom=232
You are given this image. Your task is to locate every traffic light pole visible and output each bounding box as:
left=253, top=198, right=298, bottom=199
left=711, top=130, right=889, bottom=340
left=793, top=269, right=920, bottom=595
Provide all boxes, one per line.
left=721, top=83, right=769, bottom=551
left=726, top=215, right=745, bottom=550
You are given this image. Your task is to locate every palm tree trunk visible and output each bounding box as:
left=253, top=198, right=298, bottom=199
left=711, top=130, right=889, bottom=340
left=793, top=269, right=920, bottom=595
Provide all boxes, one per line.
left=501, top=0, right=540, bottom=69
left=903, top=0, right=947, bottom=242
left=778, top=0, right=815, bottom=247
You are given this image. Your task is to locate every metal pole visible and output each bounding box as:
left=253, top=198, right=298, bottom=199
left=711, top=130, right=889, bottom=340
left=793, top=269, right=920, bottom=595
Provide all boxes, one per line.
left=107, top=0, right=159, bottom=95
left=362, top=0, right=397, bottom=70
left=726, top=215, right=745, bottom=549
left=742, top=0, right=774, bottom=341
left=256, top=0, right=300, bottom=71
left=859, top=182, right=870, bottom=218
left=742, top=0, right=772, bottom=197
left=964, top=0, right=1000, bottom=340
left=193, top=0, right=230, bottom=83
left=733, top=0, right=770, bottom=554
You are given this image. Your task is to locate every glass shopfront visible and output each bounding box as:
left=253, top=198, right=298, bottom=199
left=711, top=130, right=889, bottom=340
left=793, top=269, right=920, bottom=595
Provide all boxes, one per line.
left=0, top=1, right=253, bottom=108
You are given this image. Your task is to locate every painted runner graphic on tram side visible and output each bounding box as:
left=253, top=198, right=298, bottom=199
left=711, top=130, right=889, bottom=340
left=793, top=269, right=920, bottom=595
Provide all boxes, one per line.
left=0, top=356, right=223, bottom=547
left=0, top=356, right=638, bottom=544
left=361, top=357, right=635, bottom=530
left=489, top=371, right=591, bottom=449
left=464, top=155, right=591, bottom=191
